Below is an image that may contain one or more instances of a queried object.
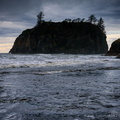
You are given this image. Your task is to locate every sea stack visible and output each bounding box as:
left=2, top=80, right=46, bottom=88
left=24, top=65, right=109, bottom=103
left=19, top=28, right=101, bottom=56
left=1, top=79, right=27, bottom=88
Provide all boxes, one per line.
left=106, top=38, right=120, bottom=56
left=116, top=53, right=120, bottom=58
left=9, top=22, right=108, bottom=54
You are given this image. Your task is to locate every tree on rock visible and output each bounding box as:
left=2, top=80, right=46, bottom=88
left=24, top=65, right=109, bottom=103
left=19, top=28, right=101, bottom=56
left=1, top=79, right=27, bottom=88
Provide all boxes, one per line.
left=97, top=17, right=105, bottom=34
left=37, top=11, right=44, bottom=25
left=87, top=14, right=97, bottom=24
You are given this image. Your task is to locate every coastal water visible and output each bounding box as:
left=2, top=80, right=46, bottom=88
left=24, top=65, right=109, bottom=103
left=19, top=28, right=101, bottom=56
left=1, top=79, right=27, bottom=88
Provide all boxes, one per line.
left=0, top=53, right=120, bottom=120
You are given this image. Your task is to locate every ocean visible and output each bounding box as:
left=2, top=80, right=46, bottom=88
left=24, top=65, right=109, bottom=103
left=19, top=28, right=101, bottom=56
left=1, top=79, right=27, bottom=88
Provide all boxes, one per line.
left=0, top=53, right=120, bottom=120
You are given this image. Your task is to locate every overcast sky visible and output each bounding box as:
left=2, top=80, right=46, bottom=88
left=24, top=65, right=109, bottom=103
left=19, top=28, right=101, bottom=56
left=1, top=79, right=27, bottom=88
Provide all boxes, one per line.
left=0, top=0, right=120, bottom=53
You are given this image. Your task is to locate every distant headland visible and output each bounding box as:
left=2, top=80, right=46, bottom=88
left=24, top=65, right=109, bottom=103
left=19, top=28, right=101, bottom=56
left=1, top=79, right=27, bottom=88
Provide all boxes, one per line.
left=9, top=12, right=108, bottom=54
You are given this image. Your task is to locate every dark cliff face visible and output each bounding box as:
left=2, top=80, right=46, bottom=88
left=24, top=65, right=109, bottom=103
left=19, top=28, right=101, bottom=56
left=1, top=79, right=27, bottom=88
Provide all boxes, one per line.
left=106, top=39, right=120, bottom=56
left=9, top=22, right=108, bottom=54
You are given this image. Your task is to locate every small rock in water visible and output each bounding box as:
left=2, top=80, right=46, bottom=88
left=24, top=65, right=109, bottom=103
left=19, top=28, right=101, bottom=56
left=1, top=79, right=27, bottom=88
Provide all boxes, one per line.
left=116, top=53, right=120, bottom=58
left=106, top=38, right=120, bottom=56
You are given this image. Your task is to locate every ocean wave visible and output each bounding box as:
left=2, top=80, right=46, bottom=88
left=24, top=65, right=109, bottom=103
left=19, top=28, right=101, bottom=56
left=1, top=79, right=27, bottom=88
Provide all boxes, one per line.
left=0, top=60, right=84, bottom=69
left=0, top=64, right=30, bottom=68
left=33, top=67, right=120, bottom=75
left=0, top=54, right=119, bottom=70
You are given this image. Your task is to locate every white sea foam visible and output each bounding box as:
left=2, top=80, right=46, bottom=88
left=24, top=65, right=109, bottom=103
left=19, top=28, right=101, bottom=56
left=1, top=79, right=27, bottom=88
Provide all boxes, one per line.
left=0, top=53, right=120, bottom=120
left=0, top=53, right=119, bottom=69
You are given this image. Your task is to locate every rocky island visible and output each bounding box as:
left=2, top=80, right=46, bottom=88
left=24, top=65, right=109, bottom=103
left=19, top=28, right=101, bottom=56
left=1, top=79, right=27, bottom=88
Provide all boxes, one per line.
left=106, top=38, right=120, bottom=58
left=9, top=14, right=108, bottom=54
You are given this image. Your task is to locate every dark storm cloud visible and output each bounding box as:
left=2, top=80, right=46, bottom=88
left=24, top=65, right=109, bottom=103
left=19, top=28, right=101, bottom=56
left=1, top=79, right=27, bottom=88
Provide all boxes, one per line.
left=0, top=0, right=43, bottom=22
left=0, top=0, right=120, bottom=35
left=0, top=0, right=120, bottom=22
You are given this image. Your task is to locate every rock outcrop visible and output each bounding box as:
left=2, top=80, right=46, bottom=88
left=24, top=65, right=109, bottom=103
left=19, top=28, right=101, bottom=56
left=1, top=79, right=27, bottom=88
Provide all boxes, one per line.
left=106, top=39, right=120, bottom=56
left=9, top=22, right=108, bottom=54
left=116, top=53, right=120, bottom=58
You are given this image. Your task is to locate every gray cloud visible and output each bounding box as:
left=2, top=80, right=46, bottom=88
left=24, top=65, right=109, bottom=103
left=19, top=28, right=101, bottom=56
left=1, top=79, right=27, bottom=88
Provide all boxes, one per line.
left=0, top=0, right=120, bottom=20
left=0, top=0, right=41, bottom=21
left=0, top=0, right=120, bottom=36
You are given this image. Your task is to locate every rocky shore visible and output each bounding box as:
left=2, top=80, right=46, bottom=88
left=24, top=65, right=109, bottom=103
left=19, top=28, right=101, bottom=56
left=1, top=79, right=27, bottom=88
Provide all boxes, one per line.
left=106, top=38, right=120, bottom=58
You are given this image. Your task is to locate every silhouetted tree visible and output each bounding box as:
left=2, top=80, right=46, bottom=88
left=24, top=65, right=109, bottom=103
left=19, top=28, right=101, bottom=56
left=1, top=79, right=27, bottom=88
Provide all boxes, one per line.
left=76, top=18, right=81, bottom=22
left=87, top=14, right=97, bottom=24
left=97, top=17, right=105, bottom=33
left=72, top=18, right=80, bottom=23
left=67, top=19, right=72, bottom=22
left=37, top=11, right=44, bottom=25
left=72, top=19, right=76, bottom=22
left=63, top=19, right=72, bottom=23
left=49, top=20, right=52, bottom=22
left=81, top=18, right=85, bottom=22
